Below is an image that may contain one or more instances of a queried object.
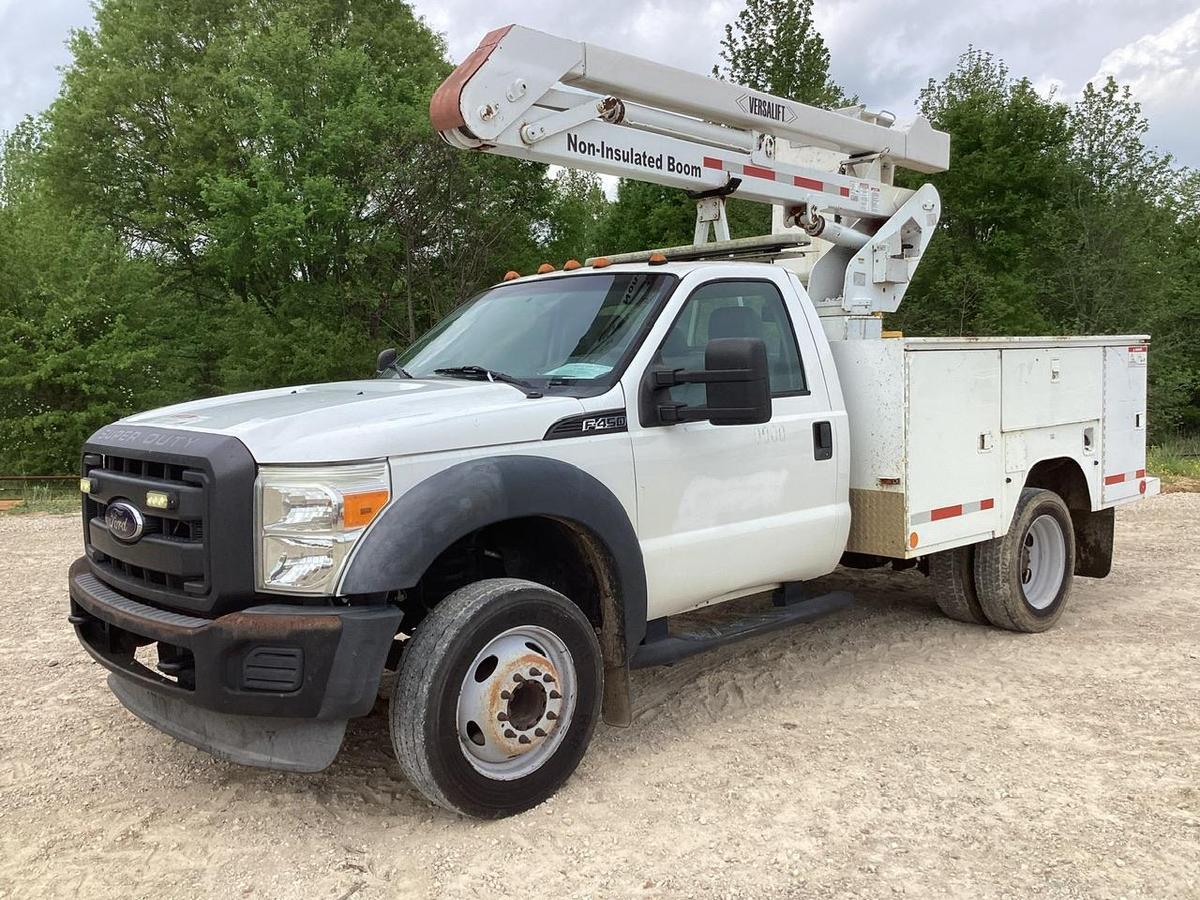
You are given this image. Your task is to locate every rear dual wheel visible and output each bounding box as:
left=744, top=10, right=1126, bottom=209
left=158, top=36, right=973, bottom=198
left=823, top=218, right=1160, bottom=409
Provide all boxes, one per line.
left=931, top=488, right=1075, bottom=633
left=929, top=543, right=988, bottom=625
left=390, top=578, right=602, bottom=818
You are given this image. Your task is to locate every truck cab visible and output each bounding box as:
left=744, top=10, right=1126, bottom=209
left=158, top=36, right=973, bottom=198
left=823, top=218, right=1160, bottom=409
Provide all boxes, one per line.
left=68, top=262, right=851, bottom=806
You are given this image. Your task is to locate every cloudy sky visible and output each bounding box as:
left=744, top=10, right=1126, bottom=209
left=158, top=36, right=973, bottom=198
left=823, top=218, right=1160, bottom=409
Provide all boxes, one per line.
left=2, top=0, right=1198, bottom=166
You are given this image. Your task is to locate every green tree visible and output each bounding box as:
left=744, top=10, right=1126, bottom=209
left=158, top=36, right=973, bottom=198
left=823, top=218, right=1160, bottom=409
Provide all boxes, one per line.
left=541, top=170, right=608, bottom=264
left=894, top=49, right=1074, bottom=336
left=594, top=181, right=769, bottom=254
left=1071, top=77, right=1173, bottom=194
left=0, top=120, right=200, bottom=473
left=1044, top=76, right=1174, bottom=335
left=896, top=48, right=1196, bottom=438
left=713, top=0, right=848, bottom=105
left=1041, top=74, right=1195, bottom=434
left=0, top=0, right=602, bottom=471
left=1157, top=171, right=1200, bottom=431
left=40, top=0, right=555, bottom=391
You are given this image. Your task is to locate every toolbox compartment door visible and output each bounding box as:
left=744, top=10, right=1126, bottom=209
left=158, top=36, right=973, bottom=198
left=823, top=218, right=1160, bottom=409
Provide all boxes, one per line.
left=905, top=349, right=1003, bottom=552
left=1101, top=344, right=1148, bottom=504
left=1000, top=347, right=1103, bottom=432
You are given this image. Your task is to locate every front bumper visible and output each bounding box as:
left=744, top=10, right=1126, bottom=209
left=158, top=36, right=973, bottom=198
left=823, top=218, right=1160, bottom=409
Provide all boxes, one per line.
left=68, top=557, right=402, bottom=770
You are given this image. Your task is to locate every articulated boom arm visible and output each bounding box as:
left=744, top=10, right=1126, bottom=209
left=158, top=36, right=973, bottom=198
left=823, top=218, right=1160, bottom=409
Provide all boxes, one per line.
left=431, top=25, right=951, bottom=322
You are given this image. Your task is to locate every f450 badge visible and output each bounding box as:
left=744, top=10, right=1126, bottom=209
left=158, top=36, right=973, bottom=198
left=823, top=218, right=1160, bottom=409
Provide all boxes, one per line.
left=582, top=415, right=627, bottom=432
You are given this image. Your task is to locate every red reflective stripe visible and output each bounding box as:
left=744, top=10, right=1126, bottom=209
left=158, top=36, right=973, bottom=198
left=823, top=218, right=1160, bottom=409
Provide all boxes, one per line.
left=743, top=164, right=776, bottom=180
left=1104, top=473, right=1126, bottom=485
left=980, top=498, right=995, bottom=510
left=1128, top=346, right=1147, bottom=353
left=1135, top=468, right=1146, bottom=478
left=794, top=176, right=823, bottom=191
left=930, top=504, right=963, bottom=521
left=703, top=157, right=724, bottom=170
left=839, top=186, right=851, bottom=197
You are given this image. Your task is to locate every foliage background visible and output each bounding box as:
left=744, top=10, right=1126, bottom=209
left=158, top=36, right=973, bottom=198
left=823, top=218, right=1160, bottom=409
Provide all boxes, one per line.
left=1, top=0, right=1196, bottom=473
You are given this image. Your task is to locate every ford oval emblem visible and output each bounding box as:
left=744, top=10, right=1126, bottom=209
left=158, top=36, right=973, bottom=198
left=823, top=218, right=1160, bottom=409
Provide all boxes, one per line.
left=105, top=501, right=145, bottom=543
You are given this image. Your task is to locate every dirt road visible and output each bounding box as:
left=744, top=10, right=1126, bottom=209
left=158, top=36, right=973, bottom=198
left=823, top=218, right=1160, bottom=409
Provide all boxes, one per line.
left=2, top=495, right=1197, bottom=899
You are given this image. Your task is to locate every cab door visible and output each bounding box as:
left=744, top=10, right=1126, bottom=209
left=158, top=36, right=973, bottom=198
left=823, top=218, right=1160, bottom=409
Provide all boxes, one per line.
left=625, top=272, right=843, bottom=619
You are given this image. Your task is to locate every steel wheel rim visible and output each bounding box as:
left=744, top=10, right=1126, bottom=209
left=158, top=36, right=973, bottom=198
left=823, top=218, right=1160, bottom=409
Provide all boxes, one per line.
left=456, top=625, right=576, bottom=781
left=1020, top=514, right=1066, bottom=610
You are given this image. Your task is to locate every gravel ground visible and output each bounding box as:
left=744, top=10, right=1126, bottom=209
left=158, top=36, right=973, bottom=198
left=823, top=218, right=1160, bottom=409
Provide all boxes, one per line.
left=1, top=495, right=1197, bottom=899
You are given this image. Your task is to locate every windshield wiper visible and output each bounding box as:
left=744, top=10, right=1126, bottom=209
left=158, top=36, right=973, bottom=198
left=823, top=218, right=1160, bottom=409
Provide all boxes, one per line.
left=433, top=365, right=543, bottom=398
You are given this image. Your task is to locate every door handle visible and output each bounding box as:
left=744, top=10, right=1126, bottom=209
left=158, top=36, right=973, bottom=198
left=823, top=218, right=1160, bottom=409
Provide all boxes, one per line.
left=813, top=421, right=833, bottom=461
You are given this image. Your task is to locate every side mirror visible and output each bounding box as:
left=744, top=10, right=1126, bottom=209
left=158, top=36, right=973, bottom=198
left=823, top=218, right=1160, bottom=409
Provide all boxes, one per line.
left=702, top=338, right=772, bottom=426
left=375, top=347, right=398, bottom=376
left=640, top=337, right=772, bottom=427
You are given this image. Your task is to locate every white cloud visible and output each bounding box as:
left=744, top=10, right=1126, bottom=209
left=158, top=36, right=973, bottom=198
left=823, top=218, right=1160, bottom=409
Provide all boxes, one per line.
left=1091, top=7, right=1200, bottom=162
left=1032, top=77, right=1067, bottom=102
left=0, top=0, right=94, bottom=135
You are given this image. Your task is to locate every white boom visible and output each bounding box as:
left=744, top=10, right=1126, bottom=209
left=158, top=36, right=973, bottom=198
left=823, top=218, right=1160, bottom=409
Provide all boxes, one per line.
left=431, top=24, right=951, bottom=325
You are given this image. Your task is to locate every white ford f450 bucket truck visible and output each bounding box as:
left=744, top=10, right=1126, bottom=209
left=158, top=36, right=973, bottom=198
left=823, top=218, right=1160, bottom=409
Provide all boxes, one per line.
left=68, top=25, right=1158, bottom=819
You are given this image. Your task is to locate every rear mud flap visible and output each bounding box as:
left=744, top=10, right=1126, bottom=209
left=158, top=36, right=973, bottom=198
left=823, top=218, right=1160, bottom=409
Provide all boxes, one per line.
left=108, top=674, right=347, bottom=773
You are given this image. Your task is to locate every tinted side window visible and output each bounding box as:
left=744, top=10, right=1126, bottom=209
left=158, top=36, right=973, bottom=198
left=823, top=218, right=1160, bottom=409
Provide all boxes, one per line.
left=657, top=280, right=808, bottom=406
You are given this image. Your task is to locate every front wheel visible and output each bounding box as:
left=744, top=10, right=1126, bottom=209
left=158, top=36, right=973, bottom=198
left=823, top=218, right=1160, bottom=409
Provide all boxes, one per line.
left=974, top=488, right=1075, bottom=632
left=390, top=578, right=603, bottom=818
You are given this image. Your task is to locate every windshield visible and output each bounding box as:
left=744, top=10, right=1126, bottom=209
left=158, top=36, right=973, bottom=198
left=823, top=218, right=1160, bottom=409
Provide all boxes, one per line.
left=395, top=272, right=677, bottom=389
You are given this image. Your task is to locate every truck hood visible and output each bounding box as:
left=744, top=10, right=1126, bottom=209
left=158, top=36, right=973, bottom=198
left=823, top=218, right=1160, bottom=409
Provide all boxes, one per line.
left=122, top=378, right=587, bottom=463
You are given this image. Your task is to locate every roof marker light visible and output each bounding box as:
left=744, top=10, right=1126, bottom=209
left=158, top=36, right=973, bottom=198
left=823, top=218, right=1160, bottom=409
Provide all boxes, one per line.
left=591, top=257, right=611, bottom=268
left=536, top=263, right=555, bottom=274
left=563, top=259, right=581, bottom=270
left=503, top=270, right=520, bottom=281
left=648, top=252, right=668, bottom=265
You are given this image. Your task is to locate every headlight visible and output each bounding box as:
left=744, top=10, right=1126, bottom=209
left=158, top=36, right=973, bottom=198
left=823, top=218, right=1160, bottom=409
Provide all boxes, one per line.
left=256, top=461, right=391, bottom=594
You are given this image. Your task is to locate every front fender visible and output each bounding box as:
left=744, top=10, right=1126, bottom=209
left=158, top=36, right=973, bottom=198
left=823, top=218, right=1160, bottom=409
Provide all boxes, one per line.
left=338, top=455, right=648, bottom=658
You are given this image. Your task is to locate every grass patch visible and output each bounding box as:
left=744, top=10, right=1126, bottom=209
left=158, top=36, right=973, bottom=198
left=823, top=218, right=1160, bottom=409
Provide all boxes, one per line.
left=1148, top=435, right=1200, bottom=492
left=0, top=481, right=79, bottom=515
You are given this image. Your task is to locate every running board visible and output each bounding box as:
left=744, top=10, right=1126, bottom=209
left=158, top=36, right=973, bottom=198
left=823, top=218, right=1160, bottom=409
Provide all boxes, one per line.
left=630, top=590, right=853, bottom=669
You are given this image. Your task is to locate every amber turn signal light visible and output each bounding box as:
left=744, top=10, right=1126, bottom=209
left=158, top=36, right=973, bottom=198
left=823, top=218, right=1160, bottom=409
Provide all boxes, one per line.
left=343, top=489, right=390, bottom=530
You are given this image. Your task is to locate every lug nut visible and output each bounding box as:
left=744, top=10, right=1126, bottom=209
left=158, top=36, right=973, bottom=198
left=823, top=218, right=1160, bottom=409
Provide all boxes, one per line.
left=534, top=728, right=547, bottom=737
left=504, top=729, right=516, bottom=739
left=549, top=690, right=561, bottom=700
left=543, top=673, right=555, bottom=683
left=500, top=689, right=511, bottom=700
left=497, top=712, right=509, bottom=721
left=529, top=667, right=542, bottom=677
left=513, top=673, right=525, bottom=683
left=546, top=711, right=558, bottom=721
left=518, top=734, right=531, bottom=745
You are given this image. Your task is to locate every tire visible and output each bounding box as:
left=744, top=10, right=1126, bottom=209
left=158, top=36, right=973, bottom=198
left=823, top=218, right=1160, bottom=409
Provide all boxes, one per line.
left=974, top=488, right=1075, bottom=633
left=929, top=544, right=988, bottom=625
left=390, top=578, right=603, bottom=818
